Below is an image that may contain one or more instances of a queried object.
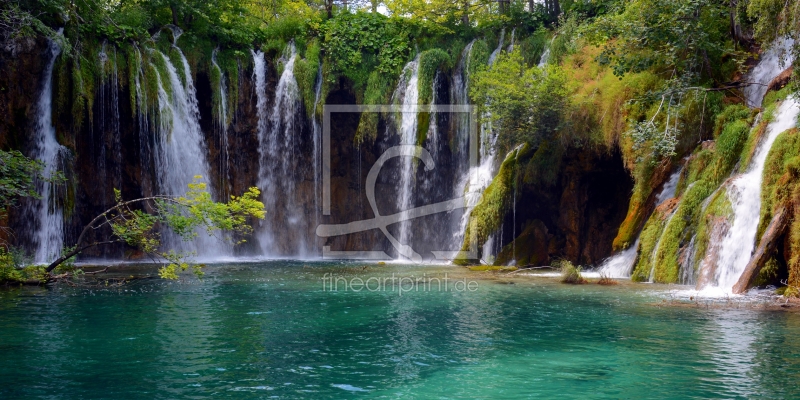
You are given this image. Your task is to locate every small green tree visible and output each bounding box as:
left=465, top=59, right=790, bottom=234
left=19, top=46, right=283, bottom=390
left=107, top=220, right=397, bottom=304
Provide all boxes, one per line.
left=470, top=49, right=570, bottom=154
left=45, top=176, right=265, bottom=280
left=0, top=149, right=65, bottom=247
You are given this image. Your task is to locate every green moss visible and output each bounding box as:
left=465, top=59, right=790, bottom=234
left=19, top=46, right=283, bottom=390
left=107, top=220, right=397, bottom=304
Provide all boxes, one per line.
left=630, top=207, right=670, bottom=282
left=294, top=39, right=322, bottom=119
left=651, top=180, right=715, bottom=283
left=613, top=160, right=656, bottom=251
left=740, top=101, right=779, bottom=169
left=752, top=257, right=780, bottom=287
left=757, top=127, right=800, bottom=240
left=518, top=30, right=549, bottom=66
left=355, top=71, right=394, bottom=145
left=418, top=48, right=451, bottom=104
left=467, top=39, right=490, bottom=86
left=762, top=84, right=795, bottom=108
left=692, top=188, right=732, bottom=273
left=209, top=57, right=224, bottom=125
left=457, top=144, right=531, bottom=264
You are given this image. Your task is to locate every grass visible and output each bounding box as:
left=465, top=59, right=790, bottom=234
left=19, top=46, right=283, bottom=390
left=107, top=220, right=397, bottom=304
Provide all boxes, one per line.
left=597, top=273, right=619, bottom=285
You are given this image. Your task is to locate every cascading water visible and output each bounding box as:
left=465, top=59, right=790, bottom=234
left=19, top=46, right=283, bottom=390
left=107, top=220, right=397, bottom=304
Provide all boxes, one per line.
left=693, top=40, right=798, bottom=292
left=97, top=42, right=122, bottom=201
left=390, top=55, right=421, bottom=256
left=742, top=38, right=794, bottom=108
left=712, top=97, right=800, bottom=291
left=472, top=32, right=508, bottom=262
left=312, top=64, right=323, bottom=230
left=254, top=43, right=307, bottom=256
left=488, top=28, right=505, bottom=66
left=150, top=32, right=227, bottom=257
left=211, top=49, right=230, bottom=197
left=538, top=37, right=554, bottom=68
left=599, top=167, right=683, bottom=278
left=27, top=30, right=67, bottom=264
left=132, top=46, right=154, bottom=197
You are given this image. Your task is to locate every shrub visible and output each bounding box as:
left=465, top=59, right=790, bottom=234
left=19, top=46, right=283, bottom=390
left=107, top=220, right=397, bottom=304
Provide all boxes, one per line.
left=597, top=273, right=619, bottom=285
left=559, top=260, right=588, bottom=284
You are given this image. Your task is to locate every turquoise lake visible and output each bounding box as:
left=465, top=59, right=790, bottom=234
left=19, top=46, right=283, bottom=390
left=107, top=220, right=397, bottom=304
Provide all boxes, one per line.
left=2, top=261, right=800, bottom=399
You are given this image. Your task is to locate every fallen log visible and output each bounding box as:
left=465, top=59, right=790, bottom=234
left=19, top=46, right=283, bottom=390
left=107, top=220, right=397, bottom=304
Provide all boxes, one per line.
left=733, top=206, right=789, bottom=294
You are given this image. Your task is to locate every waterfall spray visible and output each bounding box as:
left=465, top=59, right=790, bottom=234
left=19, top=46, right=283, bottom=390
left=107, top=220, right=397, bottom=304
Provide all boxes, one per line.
left=150, top=39, right=227, bottom=257
left=254, top=43, right=307, bottom=256
left=28, top=30, right=67, bottom=264
left=211, top=49, right=230, bottom=198
left=391, top=55, right=421, bottom=255
left=599, top=166, right=683, bottom=278
left=713, top=97, right=799, bottom=291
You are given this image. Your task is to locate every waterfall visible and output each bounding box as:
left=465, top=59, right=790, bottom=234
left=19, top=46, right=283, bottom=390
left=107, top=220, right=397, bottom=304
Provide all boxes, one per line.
left=538, top=38, right=554, bottom=68
left=712, top=97, right=799, bottom=291
left=506, top=28, right=516, bottom=53
left=312, top=63, right=323, bottom=230
left=599, top=167, right=683, bottom=277
left=211, top=49, right=229, bottom=197
left=451, top=40, right=474, bottom=159
left=254, top=44, right=307, bottom=256
left=97, top=43, right=122, bottom=207
left=27, top=30, right=66, bottom=264
left=132, top=46, right=154, bottom=197
left=742, top=38, right=794, bottom=108
left=151, top=44, right=227, bottom=257
left=488, top=28, right=505, bottom=66
left=390, top=55, right=421, bottom=256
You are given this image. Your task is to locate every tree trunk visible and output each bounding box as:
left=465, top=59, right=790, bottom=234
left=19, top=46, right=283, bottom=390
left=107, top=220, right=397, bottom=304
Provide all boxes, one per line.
left=170, top=4, right=179, bottom=27
left=732, top=206, right=789, bottom=294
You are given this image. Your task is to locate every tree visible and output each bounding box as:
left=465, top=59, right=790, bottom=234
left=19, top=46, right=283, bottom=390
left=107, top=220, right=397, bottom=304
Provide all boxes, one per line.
left=45, top=176, right=265, bottom=280
left=470, top=50, right=570, bottom=154
left=0, top=149, right=64, bottom=246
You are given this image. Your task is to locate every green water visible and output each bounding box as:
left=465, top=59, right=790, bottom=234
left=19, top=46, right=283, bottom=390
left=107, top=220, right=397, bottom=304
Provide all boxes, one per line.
left=2, top=261, right=800, bottom=399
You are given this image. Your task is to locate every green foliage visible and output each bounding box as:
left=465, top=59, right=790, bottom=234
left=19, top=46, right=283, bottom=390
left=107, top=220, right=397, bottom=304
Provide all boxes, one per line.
left=692, top=188, right=732, bottom=274
left=321, top=12, right=414, bottom=82
left=294, top=39, right=322, bottom=118
left=355, top=71, right=395, bottom=144
left=746, top=0, right=800, bottom=85
left=517, top=29, right=549, bottom=66
left=458, top=145, right=530, bottom=263
left=630, top=206, right=670, bottom=282
left=418, top=48, right=452, bottom=104
left=471, top=50, right=570, bottom=154
left=0, top=248, right=23, bottom=283
left=589, top=0, right=735, bottom=81
left=0, top=150, right=45, bottom=213
left=558, top=260, right=588, bottom=284
left=651, top=180, right=715, bottom=283
left=753, top=257, right=781, bottom=287
left=105, top=176, right=265, bottom=279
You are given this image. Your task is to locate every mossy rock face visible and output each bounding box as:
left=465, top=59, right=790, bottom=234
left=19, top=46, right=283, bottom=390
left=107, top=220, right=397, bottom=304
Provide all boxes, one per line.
left=652, top=180, right=715, bottom=283
left=630, top=199, right=677, bottom=282
left=459, top=144, right=532, bottom=259
left=757, top=125, right=800, bottom=288
left=495, top=219, right=550, bottom=266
